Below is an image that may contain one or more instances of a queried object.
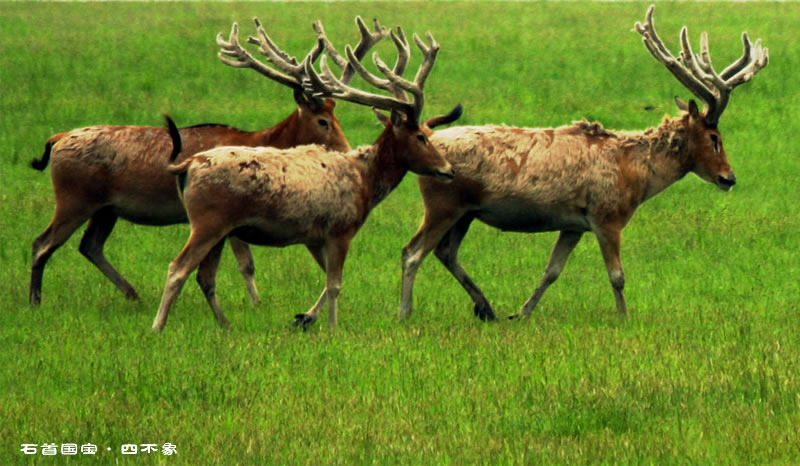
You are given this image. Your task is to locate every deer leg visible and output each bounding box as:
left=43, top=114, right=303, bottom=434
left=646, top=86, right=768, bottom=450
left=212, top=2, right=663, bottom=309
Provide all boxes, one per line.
left=401, top=209, right=466, bottom=318
left=322, top=237, right=350, bottom=329
left=510, top=231, right=584, bottom=320
left=30, top=207, right=92, bottom=306
left=293, top=245, right=328, bottom=329
left=295, top=239, right=350, bottom=330
left=78, top=207, right=138, bottom=300
left=595, top=228, right=627, bottom=316
left=152, top=228, right=229, bottom=332
left=196, top=239, right=230, bottom=329
left=432, top=216, right=496, bottom=321
left=228, top=237, right=260, bottom=306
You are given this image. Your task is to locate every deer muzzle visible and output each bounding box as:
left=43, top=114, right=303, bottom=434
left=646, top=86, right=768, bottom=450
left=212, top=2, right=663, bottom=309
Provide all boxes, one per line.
left=717, top=172, right=737, bottom=191
left=434, top=167, right=456, bottom=183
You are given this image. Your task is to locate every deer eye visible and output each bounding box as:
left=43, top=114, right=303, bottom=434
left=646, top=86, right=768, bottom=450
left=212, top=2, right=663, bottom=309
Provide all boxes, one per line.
left=416, top=134, right=427, bottom=144
left=710, top=133, right=720, bottom=152
left=317, top=119, right=330, bottom=129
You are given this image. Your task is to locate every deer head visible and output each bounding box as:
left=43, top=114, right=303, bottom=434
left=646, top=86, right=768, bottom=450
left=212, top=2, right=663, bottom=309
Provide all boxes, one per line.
left=635, top=4, right=768, bottom=190
left=304, top=24, right=460, bottom=181
left=217, top=17, right=389, bottom=152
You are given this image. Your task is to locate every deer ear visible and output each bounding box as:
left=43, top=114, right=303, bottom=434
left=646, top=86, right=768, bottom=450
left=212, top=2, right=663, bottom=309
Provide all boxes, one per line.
left=688, top=99, right=701, bottom=119
left=293, top=89, right=323, bottom=111
left=425, top=104, right=463, bottom=129
left=390, top=110, right=406, bottom=128
left=293, top=88, right=308, bottom=107
left=373, top=108, right=390, bottom=127
left=674, top=96, right=689, bottom=112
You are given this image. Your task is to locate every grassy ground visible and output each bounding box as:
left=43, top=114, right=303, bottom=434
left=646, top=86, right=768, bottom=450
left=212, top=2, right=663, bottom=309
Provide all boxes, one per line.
left=2, top=2, right=799, bottom=464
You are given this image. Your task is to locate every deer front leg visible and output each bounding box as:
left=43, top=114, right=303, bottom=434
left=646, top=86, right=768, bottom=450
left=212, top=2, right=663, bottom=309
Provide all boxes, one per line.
left=295, top=238, right=350, bottom=329
left=294, top=245, right=328, bottom=329
left=228, top=237, right=260, bottom=306
left=401, top=209, right=465, bottom=318
left=433, top=215, right=496, bottom=321
left=322, top=237, right=351, bottom=329
left=294, top=288, right=328, bottom=329
left=595, top=227, right=627, bottom=316
left=510, top=231, right=583, bottom=320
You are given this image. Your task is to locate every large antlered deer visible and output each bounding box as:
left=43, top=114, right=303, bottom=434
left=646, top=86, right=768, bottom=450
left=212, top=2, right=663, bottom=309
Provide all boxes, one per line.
left=151, top=24, right=462, bottom=331
left=400, top=5, right=768, bottom=321
left=29, top=17, right=389, bottom=306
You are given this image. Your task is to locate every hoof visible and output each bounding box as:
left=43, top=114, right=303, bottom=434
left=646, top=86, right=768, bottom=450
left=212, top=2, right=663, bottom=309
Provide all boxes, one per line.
left=473, top=303, right=497, bottom=321
left=508, top=313, right=522, bottom=321
left=293, top=313, right=316, bottom=330
left=216, top=318, right=231, bottom=329
left=124, top=289, right=140, bottom=301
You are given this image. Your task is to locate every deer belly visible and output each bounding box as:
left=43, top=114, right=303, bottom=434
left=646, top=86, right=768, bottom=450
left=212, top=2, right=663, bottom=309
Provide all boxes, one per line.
left=109, top=191, right=187, bottom=225
left=476, top=202, right=590, bottom=233
left=113, top=207, right=187, bottom=225
left=108, top=170, right=188, bottom=225
left=230, top=224, right=308, bottom=247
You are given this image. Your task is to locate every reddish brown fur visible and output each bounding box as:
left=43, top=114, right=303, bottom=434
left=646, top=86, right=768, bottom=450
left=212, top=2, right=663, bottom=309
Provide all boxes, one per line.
left=29, top=99, right=350, bottom=306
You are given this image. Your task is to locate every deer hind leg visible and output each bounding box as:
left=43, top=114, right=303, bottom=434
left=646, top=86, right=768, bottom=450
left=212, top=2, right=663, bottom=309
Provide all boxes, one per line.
left=510, top=230, right=584, bottom=320
left=228, top=237, right=260, bottom=306
left=400, top=209, right=466, bottom=318
left=78, top=207, right=138, bottom=300
left=152, top=228, right=229, bottom=332
left=433, top=215, right=496, bottom=321
left=30, top=205, right=93, bottom=306
left=196, top=239, right=230, bottom=328
left=595, top=227, right=627, bottom=316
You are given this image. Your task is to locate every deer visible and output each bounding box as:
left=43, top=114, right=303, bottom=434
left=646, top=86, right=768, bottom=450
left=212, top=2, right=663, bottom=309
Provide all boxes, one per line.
left=28, top=16, right=389, bottom=306
left=151, top=23, right=462, bottom=332
left=399, top=5, right=768, bottom=322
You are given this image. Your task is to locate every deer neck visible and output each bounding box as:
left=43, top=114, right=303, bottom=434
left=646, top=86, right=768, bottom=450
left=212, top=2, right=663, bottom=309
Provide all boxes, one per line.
left=358, top=131, right=410, bottom=212
left=626, top=116, right=693, bottom=203
left=251, top=109, right=301, bottom=149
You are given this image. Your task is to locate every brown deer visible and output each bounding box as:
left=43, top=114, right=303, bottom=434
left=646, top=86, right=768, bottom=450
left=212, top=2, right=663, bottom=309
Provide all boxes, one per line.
left=151, top=26, right=461, bottom=331
left=399, top=5, right=768, bottom=321
left=29, top=17, right=389, bottom=306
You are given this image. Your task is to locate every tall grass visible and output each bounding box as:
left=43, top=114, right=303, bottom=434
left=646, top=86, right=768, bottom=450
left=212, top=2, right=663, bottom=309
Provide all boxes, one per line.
left=1, top=2, right=799, bottom=464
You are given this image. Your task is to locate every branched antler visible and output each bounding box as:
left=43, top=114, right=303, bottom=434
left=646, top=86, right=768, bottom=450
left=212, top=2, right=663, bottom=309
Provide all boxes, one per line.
left=313, top=16, right=392, bottom=85
left=216, top=17, right=325, bottom=105
left=304, top=24, right=440, bottom=125
left=634, top=4, right=768, bottom=125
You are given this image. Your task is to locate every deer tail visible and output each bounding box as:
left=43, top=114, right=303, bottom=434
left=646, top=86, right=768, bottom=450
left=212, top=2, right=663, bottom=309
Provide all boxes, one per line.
left=163, top=113, right=182, bottom=164
left=31, top=133, right=66, bottom=171
left=167, top=159, right=192, bottom=176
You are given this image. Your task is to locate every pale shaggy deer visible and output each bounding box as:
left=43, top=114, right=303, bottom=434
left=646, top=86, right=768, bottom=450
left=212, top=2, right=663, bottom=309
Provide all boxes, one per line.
left=151, top=26, right=461, bottom=331
left=29, top=17, right=389, bottom=306
left=400, top=5, right=768, bottom=321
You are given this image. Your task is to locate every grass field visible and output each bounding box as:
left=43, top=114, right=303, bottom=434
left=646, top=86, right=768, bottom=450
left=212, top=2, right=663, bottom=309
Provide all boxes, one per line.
left=2, top=2, right=799, bottom=464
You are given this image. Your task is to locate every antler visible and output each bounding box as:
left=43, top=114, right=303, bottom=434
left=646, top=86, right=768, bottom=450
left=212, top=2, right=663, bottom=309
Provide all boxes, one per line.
left=304, top=26, right=439, bottom=125
left=312, top=16, right=392, bottom=85
left=634, top=4, right=768, bottom=126
left=217, top=18, right=324, bottom=96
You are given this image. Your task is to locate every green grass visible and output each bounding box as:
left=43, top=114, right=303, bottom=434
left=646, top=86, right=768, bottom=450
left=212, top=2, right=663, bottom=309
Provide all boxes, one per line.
left=2, top=2, right=799, bottom=464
